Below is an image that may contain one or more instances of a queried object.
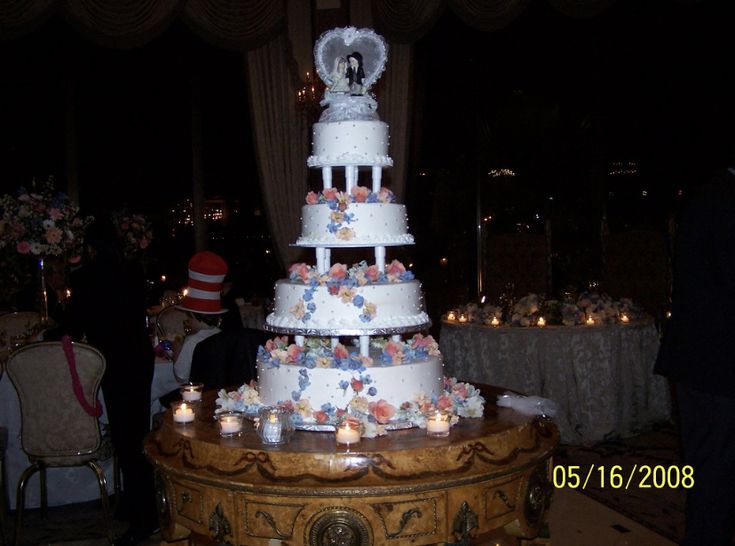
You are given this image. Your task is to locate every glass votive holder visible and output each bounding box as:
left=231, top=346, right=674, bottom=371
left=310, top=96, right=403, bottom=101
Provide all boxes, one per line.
left=446, top=310, right=458, bottom=321
left=171, top=400, right=196, bottom=424
left=425, top=410, right=451, bottom=438
left=335, top=420, right=361, bottom=446
left=180, top=382, right=204, bottom=402
left=256, top=406, right=294, bottom=445
left=217, top=411, right=245, bottom=437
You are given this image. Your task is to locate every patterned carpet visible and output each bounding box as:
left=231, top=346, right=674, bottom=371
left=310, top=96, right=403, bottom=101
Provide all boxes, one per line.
left=555, top=423, right=685, bottom=544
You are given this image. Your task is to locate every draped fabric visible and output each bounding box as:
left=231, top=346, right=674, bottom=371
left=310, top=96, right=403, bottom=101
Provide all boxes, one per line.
left=0, top=0, right=624, bottom=268
left=246, top=31, right=309, bottom=267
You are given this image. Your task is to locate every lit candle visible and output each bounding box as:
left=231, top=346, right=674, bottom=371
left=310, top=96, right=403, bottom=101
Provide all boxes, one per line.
left=173, top=402, right=195, bottom=424
left=261, top=412, right=283, bottom=444
left=490, top=316, right=500, bottom=327
left=537, top=316, right=546, bottom=327
left=426, top=411, right=450, bottom=437
left=65, top=288, right=72, bottom=299
left=336, top=422, right=361, bottom=445
left=585, top=316, right=595, bottom=326
left=620, top=313, right=630, bottom=323
left=458, top=314, right=468, bottom=323
left=181, top=383, right=203, bottom=402
left=218, top=413, right=243, bottom=436
left=447, top=311, right=456, bottom=321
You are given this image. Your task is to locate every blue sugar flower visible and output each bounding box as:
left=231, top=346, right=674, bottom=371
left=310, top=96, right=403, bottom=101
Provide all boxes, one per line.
left=307, top=302, right=316, bottom=313
left=291, top=391, right=301, bottom=401
left=303, top=289, right=313, bottom=301
left=367, top=387, right=377, bottom=396
left=352, top=295, right=365, bottom=308
left=338, top=380, right=349, bottom=393
left=400, top=271, right=415, bottom=281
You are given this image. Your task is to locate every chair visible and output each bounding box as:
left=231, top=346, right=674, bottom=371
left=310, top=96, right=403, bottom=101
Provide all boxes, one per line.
left=0, top=312, right=42, bottom=347
left=0, top=426, right=8, bottom=546
left=155, top=306, right=188, bottom=339
left=6, top=341, right=114, bottom=545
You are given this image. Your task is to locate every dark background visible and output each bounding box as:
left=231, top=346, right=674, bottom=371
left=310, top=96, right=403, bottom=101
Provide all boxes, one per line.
left=2, top=0, right=734, bottom=324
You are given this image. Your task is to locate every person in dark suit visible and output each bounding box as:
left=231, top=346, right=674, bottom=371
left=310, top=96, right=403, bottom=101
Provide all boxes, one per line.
left=59, top=216, right=158, bottom=544
left=655, top=167, right=735, bottom=546
left=189, top=327, right=267, bottom=392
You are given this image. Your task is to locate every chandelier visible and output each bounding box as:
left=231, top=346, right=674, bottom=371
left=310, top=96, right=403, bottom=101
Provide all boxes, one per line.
left=296, top=70, right=323, bottom=124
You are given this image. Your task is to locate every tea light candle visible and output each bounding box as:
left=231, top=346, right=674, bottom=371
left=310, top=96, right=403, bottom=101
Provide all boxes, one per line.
left=180, top=382, right=203, bottom=402
left=585, top=315, right=595, bottom=326
left=217, top=412, right=243, bottom=437
left=447, top=311, right=457, bottom=321
left=458, top=314, right=468, bottom=323
left=490, top=316, right=500, bottom=327
left=336, top=422, right=361, bottom=445
left=537, top=316, right=546, bottom=327
left=426, top=411, right=450, bottom=437
left=620, top=313, right=630, bottom=323
left=261, top=412, right=283, bottom=444
left=173, top=402, right=195, bottom=424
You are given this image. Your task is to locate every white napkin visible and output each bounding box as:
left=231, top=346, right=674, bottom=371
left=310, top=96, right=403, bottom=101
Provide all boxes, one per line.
left=497, top=393, right=558, bottom=417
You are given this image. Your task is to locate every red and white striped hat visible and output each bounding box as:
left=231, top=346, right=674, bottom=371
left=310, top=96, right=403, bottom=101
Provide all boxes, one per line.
left=177, top=251, right=229, bottom=314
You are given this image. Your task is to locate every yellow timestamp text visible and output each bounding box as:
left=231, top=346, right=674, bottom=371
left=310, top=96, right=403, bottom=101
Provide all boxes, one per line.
left=553, top=464, right=694, bottom=490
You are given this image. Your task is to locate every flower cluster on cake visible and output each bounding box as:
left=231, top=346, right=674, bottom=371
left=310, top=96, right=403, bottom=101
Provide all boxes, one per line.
left=216, top=27, right=484, bottom=437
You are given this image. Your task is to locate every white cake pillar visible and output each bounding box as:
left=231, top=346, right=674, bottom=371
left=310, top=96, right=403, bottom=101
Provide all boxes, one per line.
left=391, top=334, right=401, bottom=343
left=375, top=246, right=386, bottom=273
left=330, top=337, right=339, bottom=349
left=325, top=248, right=331, bottom=270
left=371, top=166, right=382, bottom=193
left=322, top=167, right=333, bottom=189
left=316, top=247, right=327, bottom=274
left=359, top=335, right=370, bottom=358
left=345, top=165, right=358, bottom=195
left=295, top=335, right=305, bottom=347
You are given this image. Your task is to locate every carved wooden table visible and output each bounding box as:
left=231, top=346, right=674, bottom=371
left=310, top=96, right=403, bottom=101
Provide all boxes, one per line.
left=144, top=385, right=558, bottom=545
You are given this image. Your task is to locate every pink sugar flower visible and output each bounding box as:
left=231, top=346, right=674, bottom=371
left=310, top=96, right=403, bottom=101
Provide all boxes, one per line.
left=305, top=191, right=319, bottom=205
left=368, top=399, right=396, bottom=424
left=436, top=395, right=454, bottom=410
left=323, top=187, right=338, bottom=201
left=386, top=260, right=406, bottom=277
left=328, top=263, right=348, bottom=280
left=314, top=410, right=329, bottom=424
left=287, top=344, right=304, bottom=363
left=333, top=344, right=349, bottom=359
left=351, top=186, right=370, bottom=203
left=288, top=262, right=311, bottom=282
left=365, top=265, right=380, bottom=282
left=350, top=378, right=364, bottom=393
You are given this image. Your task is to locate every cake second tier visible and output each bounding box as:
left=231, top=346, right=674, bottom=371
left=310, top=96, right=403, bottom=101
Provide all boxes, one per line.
left=266, top=278, right=430, bottom=335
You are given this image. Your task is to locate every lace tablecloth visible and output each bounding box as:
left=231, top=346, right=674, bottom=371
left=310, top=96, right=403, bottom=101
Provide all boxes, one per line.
left=0, top=372, right=116, bottom=509
left=439, top=320, right=672, bottom=445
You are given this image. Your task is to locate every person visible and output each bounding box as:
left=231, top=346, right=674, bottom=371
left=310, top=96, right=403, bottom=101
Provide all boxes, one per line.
left=58, top=215, right=158, bottom=544
left=171, top=251, right=229, bottom=384
left=330, top=56, right=350, bottom=93
left=346, top=51, right=365, bottom=95
left=654, top=166, right=735, bottom=545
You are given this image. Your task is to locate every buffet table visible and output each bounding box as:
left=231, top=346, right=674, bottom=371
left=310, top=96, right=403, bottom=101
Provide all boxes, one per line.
left=439, top=320, right=671, bottom=446
left=145, top=386, right=558, bottom=546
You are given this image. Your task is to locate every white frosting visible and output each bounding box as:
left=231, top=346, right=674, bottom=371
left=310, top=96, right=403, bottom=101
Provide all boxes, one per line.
left=267, top=279, right=429, bottom=331
left=297, top=203, right=414, bottom=247
left=307, top=120, right=393, bottom=167
left=257, top=355, right=444, bottom=413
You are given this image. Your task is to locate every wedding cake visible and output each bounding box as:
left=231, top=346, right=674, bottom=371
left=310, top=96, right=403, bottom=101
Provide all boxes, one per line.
left=219, top=28, right=483, bottom=434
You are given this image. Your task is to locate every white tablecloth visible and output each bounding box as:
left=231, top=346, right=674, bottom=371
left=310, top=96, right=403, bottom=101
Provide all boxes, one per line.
left=439, top=320, right=672, bottom=445
left=0, top=372, right=116, bottom=509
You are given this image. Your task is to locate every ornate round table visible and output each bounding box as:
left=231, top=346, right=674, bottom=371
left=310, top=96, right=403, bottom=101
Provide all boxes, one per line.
left=144, top=385, right=558, bottom=545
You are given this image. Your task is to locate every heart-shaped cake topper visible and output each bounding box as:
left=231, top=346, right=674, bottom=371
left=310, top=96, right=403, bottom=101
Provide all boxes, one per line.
left=314, top=27, right=388, bottom=96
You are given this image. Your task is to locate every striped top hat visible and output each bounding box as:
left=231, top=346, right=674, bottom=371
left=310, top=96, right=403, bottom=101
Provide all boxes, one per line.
left=177, top=251, right=229, bottom=314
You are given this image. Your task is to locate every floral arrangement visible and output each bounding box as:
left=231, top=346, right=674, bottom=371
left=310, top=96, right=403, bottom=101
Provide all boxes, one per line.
left=0, top=177, right=92, bottom=259
left=304, top=186, right=395, bottom=241
left=447, top=291, right=644, bottom=327
left=287, top=260, right=414, bottom=323
left=111, top=211, right=153, bottom=257
left=215, top=374, right=485, bottom=439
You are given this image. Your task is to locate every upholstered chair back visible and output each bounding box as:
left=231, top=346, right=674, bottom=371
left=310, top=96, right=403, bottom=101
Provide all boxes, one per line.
left=0, top=312, right=42, bottom=345
left=6, top=341, right=105, bottom=464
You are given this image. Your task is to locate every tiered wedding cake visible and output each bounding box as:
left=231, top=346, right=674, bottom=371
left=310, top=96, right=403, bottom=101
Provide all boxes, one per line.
left=229, top=28, right=483, bottom=434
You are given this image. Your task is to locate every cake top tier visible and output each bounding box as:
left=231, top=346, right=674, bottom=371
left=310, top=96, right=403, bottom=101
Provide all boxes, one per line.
left=314, top=27, right=387, bottom=123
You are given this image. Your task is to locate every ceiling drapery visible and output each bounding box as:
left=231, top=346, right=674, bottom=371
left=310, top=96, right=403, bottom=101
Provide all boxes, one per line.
left=0, top=0, right=625, bottom=268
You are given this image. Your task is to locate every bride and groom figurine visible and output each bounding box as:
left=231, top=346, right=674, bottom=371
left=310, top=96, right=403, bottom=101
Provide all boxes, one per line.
left=330, top=51, right=365, bottom=95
